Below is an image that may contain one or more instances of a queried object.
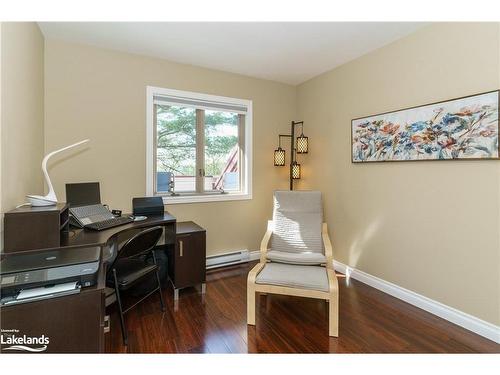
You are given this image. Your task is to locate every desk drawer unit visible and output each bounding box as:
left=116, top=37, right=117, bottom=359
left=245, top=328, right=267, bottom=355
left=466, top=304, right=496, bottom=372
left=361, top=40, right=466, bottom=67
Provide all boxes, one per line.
left=0, top=289, right=105, bottom=353
left=167, top=221, right=206, bottom=299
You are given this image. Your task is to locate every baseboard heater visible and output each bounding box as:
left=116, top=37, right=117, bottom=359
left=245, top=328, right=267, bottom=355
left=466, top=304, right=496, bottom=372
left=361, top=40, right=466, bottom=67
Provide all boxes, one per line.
left=206, top=250, right=251, bottom=270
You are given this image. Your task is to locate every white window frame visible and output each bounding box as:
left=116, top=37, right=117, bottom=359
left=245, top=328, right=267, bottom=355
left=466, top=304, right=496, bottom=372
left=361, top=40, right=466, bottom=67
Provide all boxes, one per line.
left=146, top=86, right=253, bottom=204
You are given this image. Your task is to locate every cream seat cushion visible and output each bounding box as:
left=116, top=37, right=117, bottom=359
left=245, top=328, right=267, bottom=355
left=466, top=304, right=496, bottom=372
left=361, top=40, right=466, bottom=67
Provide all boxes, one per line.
left=255, top=263, right=329, bottom=292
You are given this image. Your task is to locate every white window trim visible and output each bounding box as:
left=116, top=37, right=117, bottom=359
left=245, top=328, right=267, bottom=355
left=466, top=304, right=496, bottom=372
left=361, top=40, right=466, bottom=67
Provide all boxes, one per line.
left=146, top=86, right=253, bottom=204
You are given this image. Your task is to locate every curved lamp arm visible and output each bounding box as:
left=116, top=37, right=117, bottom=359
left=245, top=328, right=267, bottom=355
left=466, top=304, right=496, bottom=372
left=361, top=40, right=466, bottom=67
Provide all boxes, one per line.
left=27, top=139, right=90, bottom=206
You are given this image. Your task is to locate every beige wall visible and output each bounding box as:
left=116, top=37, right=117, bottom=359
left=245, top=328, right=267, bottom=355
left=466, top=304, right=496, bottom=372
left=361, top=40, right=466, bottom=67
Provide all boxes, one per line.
left=44, top=39, right=295, bottom=256
left=40, top=23, right=500, bottom=325
left=297, top=23, right=500, bottom=325
left=1, top=23, right=45, bottom=228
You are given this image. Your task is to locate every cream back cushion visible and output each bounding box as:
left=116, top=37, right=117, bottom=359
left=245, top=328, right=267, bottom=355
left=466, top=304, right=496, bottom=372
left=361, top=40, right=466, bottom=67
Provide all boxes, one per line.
left=271, top=190, right=324, bottom=256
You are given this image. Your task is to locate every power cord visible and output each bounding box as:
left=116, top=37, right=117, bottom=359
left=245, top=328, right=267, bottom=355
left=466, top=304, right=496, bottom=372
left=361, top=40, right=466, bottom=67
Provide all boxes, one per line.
left=15, top=202, right=32, bottom=209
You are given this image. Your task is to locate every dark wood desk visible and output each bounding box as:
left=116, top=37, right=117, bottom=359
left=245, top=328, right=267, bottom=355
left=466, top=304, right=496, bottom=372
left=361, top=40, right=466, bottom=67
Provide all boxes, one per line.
left=61, top=212, right=177, bottom=249
left=1, top=212, right=177, bottom=353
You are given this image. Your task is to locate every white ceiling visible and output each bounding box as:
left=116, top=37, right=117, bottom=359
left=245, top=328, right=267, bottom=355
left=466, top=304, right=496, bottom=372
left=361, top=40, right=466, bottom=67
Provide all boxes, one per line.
left=38, top=22, right=426, bottom=85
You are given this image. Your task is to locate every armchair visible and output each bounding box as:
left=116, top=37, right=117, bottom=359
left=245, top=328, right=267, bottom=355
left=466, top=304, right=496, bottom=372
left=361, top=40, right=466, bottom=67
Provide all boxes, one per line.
left=247, top=191, right=339, bottom=337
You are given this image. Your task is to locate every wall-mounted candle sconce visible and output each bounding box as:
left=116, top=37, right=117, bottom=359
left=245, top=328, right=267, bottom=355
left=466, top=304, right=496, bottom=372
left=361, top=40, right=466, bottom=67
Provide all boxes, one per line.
left=273, top=121, right=309, bottom=190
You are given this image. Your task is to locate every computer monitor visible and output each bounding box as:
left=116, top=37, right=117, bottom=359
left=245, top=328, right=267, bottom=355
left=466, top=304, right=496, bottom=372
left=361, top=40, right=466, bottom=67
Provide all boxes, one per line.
left=65, top=182, right=101, bottom=207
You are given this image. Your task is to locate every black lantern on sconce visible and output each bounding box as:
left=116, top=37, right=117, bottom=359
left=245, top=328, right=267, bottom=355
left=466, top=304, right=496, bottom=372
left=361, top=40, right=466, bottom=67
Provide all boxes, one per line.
left=291, top=148, right=301, bottom=179
left=296, top=124, right=309, bottom=154
left=273, top=121, right=309, bottom=190
left=273, top=139, right=286, bottom=166
left=292, top=161, right=301, bottom=179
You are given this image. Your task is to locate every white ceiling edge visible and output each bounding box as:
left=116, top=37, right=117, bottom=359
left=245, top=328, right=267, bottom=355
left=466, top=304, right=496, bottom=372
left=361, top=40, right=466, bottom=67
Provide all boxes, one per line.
left=38, top=22, right=428, bottom=85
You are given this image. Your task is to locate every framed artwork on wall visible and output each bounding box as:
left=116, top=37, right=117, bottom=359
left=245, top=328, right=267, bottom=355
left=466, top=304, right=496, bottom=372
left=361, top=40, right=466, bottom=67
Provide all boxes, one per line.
left=351, top=90, right=499, bottom=163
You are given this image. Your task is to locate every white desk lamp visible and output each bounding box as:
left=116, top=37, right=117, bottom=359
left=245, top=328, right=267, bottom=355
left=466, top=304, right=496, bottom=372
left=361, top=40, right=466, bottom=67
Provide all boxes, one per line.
left=26, top=139, right=90, bottom=206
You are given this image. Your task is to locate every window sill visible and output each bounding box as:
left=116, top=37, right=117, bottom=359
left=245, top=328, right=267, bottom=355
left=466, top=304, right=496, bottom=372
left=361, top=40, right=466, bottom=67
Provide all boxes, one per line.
left=160, top=192, right=252, bottom=205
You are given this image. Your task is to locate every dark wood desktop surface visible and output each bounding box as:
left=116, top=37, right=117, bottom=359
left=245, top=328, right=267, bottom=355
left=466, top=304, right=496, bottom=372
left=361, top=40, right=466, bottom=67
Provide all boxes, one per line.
left=60, top=212, right=177, bottom=248
left=175, top=221, right=206, bottom=235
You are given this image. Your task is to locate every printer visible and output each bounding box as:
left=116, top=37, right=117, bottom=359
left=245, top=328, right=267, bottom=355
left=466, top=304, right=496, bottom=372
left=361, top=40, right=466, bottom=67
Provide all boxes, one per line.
left=0, top=246, right=101, bottom=305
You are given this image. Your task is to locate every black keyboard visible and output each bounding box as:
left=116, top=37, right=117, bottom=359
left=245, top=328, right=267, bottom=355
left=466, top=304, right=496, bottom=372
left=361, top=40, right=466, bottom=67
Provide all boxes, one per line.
left=84, top=216, right=134, bottom=231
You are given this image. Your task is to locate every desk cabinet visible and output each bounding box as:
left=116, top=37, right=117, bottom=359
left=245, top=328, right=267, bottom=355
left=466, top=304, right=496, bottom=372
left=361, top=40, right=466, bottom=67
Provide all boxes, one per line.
left=3, top=204, right=69, bottom=253
left=0, top=249, right=108, bottom=353
left=0, top=288, right=105, bottom=353
left=167, top=221, right=206, bottom=299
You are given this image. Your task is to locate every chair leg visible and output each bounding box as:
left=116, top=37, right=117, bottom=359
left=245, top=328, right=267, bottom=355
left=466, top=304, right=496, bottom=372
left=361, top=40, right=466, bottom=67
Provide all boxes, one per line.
left=328, top=291, right=339, bottom=337
left=156, top=269, right=166, bottom=312
left=247, top=263, right=264, bottom=326
left=247, top=284, right=256, bottom=325
left=113, top=269, right=128, bottom=345
left=152, top=252, right=166, bottom=312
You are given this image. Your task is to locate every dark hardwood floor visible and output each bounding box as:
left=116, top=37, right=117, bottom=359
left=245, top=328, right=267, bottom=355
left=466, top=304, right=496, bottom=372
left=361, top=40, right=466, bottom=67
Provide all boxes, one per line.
left=105, top=262, right=500, bottom=353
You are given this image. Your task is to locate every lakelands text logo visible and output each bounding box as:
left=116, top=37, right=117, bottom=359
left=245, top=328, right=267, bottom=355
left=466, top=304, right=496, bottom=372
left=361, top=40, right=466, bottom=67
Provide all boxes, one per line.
left=1, top=329, right=49, bottom=352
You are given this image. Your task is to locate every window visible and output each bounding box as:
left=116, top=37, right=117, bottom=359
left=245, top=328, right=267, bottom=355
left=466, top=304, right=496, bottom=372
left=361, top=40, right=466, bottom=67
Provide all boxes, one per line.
left=146, top=87, right=252, bottom=204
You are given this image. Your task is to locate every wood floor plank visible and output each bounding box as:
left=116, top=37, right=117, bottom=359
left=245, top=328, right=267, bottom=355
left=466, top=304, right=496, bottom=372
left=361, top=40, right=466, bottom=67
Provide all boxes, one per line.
left=105, top=262, right=500, bottom=353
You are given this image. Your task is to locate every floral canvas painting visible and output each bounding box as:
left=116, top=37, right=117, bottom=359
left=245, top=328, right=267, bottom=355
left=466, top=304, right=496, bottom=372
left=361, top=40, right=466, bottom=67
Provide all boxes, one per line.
left=352, top=91, right=499, bottom=162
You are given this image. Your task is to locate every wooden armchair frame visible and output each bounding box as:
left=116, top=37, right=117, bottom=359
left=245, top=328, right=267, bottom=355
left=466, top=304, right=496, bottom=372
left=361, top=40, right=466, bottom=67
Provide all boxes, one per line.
left=247, top=221, right=339, bottom=337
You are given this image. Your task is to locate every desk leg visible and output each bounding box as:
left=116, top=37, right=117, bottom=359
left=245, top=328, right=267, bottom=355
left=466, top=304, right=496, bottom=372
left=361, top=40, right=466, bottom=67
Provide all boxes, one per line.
left=201, top=283, right=206, bottom=294
left=174, top=288, right=179, bottom=300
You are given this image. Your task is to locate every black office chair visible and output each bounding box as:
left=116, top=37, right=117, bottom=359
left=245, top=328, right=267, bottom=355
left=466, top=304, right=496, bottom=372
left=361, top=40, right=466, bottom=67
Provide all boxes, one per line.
left=106, top=226, right=166, bottom=345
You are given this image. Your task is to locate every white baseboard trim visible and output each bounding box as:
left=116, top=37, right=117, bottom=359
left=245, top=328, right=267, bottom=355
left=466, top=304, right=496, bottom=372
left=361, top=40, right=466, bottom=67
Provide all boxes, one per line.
left=249, top=250, right=261, bottom=261
left=206, top=249, right=260, bottom=270
left=333, top=260, right=500, bottom=344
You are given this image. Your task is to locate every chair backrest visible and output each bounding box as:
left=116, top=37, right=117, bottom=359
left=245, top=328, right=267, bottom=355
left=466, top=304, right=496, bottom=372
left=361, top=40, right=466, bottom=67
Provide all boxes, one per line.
left=109, top=226, right=163, bottom=269
left=271, top=190, right=323, bottom=254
